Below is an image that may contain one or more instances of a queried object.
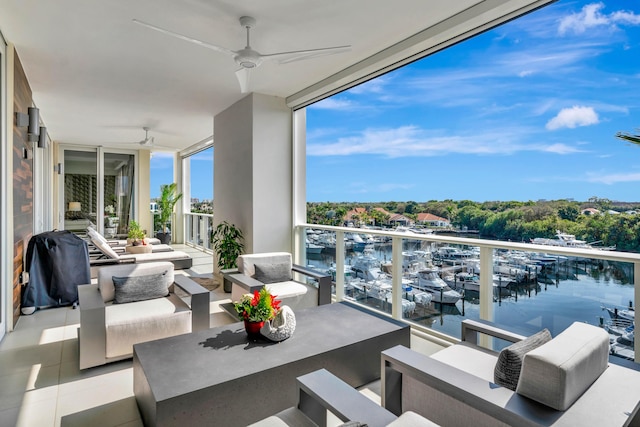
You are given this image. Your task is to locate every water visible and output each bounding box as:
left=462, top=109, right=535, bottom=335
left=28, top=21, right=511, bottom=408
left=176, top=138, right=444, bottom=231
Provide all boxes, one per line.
left=306, top=241, right=635, bottom=354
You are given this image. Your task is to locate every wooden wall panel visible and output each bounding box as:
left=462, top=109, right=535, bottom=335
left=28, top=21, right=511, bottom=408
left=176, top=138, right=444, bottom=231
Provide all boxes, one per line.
left=12, top=52, right=34, bottom=325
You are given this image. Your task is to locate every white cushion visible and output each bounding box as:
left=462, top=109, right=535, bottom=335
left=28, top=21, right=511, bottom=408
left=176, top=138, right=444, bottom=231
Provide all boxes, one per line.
left=516, top=322, right=609, bottom=411
left=388, top=411, right=440, bottom=427
left=266, top=281, right=309, bottom=299
left=105, top=294, right=190, bottom=358
left=93, top=237, right=121, bottom=260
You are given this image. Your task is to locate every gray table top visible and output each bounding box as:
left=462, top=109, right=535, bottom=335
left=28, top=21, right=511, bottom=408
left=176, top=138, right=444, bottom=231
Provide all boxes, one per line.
left=134, top=302, right=408, bottom=402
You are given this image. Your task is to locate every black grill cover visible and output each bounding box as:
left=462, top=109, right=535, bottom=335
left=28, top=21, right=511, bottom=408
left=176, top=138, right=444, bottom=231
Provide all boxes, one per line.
left=22, top=230, right=91, bottom=312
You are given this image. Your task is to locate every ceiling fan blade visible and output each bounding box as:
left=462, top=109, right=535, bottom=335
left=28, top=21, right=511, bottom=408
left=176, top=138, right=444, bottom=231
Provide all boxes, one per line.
left=235, top=67, right=252, bottom=93
left=132, top=19, right=237, bottom=57
left=262, top=45, right=351, bottom=64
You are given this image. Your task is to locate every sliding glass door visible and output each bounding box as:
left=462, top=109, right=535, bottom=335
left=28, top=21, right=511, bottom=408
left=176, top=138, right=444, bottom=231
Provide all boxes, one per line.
left=0, top=30, right=7, bottom=339
left=61, top=147, right=136, bottom=238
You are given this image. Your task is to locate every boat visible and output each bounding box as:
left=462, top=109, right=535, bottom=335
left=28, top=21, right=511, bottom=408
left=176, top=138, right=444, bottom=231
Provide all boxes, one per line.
left=305, top=239, right=323, bottom=254
left=603, top=304, right=635, bottom=323
left=531, top=230, right=616, bottom=251
left=444, top=272, right=511, bottom=292
left=350, top=248, right=385, bottom=282
left=414, top=267, right=462, bottom=304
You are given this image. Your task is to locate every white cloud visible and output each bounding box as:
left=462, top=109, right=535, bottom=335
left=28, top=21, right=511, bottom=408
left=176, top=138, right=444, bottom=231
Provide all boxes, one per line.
left=307, top=125, right=584, bottom=158
left=348, top=75, right=391, bottom=95
left=586, top=172, right=640, bottom=185
left=546, top=106, right=599, bottom=130
left=559, top=3, right=640, bottom=35
left=310, top=97, right=353, bottom=110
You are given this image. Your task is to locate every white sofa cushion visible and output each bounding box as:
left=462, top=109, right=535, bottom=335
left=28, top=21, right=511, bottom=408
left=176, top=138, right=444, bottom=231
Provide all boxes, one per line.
left=516, top=322, right=609, bottom=411
left=105, top=294, right=190, bottom=358
left=388, top=411, right=440, bottom=427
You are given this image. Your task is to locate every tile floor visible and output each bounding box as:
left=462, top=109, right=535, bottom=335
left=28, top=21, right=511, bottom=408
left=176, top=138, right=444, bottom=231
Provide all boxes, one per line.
left=0, top=245, right=443, bottom=426
left=0, top=245, right=236, bottom=427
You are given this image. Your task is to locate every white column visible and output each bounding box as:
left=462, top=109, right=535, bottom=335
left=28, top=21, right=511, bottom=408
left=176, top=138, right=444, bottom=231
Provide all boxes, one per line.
left=213, top=93, right=293, bottom=269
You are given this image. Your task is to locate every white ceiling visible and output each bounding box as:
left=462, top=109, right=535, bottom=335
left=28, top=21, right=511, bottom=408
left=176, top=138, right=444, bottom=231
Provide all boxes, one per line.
left=0, top=0, right=549, bottom=152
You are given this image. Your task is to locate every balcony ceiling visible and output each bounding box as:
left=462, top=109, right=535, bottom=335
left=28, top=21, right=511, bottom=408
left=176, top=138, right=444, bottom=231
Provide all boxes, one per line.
left=0, top=0, right=536, bottom=151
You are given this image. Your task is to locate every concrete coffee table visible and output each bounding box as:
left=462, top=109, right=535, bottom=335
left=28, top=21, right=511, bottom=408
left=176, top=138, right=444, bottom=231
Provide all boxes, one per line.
left=133, top=302, right=410, bottom=427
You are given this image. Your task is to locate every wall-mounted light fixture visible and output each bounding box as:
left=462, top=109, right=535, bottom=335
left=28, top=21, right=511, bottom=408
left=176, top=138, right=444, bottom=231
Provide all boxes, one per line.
left=15, top=107, right=40, bottom=142
left=37, top=126, right=48, bottom=148
left=22, top=147, right=32, bottom=160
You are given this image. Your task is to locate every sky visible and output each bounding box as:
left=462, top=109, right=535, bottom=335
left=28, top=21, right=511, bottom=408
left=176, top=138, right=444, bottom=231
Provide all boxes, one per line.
left=150, top=148, right=212, bottom=199
left=306, top=0, right=640, bottom=203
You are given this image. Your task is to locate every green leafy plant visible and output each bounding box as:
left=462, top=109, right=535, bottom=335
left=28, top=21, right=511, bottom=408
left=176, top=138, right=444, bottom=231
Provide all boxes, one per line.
left=211, top=221, right=244, bottom=270
left=157, top=183, right=183, bottom=233
left=233, top=288, right=281, bottom=322
left=127, top=220, right=146, bottom=243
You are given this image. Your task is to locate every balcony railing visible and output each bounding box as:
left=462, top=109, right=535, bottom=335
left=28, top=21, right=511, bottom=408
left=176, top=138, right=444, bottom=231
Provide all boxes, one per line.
left=295, top=223, right=640, bottom=361
left=184, top=212, right=214, bottom=253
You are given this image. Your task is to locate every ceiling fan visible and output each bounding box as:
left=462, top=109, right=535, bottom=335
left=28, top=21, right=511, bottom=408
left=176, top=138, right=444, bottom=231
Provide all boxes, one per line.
left=133, top=16, right=351, bottom=93
left=138, top=126, right=155, bottom=146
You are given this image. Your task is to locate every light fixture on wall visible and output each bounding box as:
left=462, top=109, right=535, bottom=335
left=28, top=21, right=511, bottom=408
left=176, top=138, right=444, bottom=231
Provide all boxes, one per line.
left=22, top=147, right=32, bottom=160
left=15, top=106, right=40, bottom=142
left=69, top=202, right=81, bottom=212
left=37, top=126, right=48, bottom=148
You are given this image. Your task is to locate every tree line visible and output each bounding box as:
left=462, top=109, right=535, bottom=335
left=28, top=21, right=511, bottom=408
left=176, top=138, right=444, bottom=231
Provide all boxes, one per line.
left=307, top=197, right=640, bottom=253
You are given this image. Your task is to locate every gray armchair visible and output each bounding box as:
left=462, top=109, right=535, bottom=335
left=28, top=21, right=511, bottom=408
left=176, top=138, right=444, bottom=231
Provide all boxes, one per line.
left=224, top=252, right=331, bottom=310
left=78, top=261, right=209, bottom=369
left=382, top=319, right=640, bottom=427
left=250, top=369, right=438, bottom=427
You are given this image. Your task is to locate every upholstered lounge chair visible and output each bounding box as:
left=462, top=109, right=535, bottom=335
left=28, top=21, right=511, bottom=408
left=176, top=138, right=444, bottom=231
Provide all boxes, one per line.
left=225, top=252, right=331, bottom=310
left=86, top=226, right=172, bottom=252
left=381, top=319, right=640, bottom=427
left=78, top=262, right=209, bottom=369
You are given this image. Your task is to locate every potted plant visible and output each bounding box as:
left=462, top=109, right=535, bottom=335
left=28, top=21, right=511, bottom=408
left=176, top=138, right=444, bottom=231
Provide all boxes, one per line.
left=233, top=288, right=281, bottom=338
left=211, top=221, right=244, bottom=292
left=127, top=220, right=146, bottom=246
left=156, top=183, right=183, bottom=244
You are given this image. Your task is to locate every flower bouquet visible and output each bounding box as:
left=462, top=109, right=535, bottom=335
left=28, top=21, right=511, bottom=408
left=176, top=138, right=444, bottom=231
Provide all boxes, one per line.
left=233, top=288, right=281, bottom=337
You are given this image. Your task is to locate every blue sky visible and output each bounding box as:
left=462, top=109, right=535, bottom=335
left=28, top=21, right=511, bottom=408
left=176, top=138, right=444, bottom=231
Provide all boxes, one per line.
left=150, top=148, right=212, bottom=199
left=306, top=1, right=640, bottom=203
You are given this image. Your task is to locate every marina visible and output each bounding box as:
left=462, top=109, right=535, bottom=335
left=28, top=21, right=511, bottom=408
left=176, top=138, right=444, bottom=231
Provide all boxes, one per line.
left=306, top=229, right=636, bottom=359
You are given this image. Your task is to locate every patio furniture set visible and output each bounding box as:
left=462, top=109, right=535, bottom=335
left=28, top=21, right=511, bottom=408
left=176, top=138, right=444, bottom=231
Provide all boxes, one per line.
left=73, top=251, right=640, bottom=427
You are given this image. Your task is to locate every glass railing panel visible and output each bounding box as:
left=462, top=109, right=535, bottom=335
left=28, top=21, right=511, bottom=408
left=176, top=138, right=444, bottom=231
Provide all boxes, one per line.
left=400, top=242, right=480, bottom=338
left=296, top=225, right=637, bottom=361
left=304, top=227, right=337, bottom=289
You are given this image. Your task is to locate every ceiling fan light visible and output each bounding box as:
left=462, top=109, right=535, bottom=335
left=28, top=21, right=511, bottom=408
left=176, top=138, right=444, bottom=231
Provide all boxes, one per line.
left=240, top=61, right=256, bottom=69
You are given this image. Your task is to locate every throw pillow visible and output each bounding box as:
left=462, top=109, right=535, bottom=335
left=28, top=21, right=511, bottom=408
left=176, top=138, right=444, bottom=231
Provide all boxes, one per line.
left=253, top=262, right=292, bottom=284
left=112, top=271, right=169, bottom=304
left=494, top=328, right=552, bottom=390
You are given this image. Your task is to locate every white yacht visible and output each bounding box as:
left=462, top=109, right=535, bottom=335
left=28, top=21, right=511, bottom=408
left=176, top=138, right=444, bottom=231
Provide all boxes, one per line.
left=415, top=267, right=461, bottom=304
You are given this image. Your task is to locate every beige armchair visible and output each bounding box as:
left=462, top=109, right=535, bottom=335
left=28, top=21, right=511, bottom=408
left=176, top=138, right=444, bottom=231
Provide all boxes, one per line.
left=381, top=319, right=640, bottom=427
left=225, top=252, right=331, bottom=310
left=78, top=261, right=209, bottom=369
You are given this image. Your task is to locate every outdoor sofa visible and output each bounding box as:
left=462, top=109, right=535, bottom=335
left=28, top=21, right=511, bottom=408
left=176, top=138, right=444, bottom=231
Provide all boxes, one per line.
left=78, top=261, right=209, bottom=369
left=381, top=319, right=640, bottom=426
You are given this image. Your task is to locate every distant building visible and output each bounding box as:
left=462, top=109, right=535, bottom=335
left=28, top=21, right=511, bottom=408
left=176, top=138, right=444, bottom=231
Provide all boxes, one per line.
left=389, top=213, right=413, bottom=226
left=416, top=212, right=450, bottom=227
left=150, top=202, right=158, bottom=212
left=581, top=208, right=600, bottom=216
